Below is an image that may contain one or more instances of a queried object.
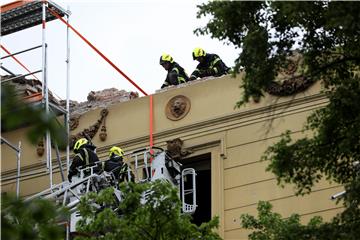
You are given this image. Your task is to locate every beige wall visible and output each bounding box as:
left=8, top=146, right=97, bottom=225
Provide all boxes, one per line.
left=1, top=74, right=342, bottom=239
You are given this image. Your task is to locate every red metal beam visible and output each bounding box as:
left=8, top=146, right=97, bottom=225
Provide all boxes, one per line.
left=47, top=7, right=148, bottom=96
left=1, top=0, right=31, bottom=13
left=1, top=44, right=41, bottom=81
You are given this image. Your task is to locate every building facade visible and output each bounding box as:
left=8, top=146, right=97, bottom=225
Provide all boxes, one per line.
left=1, top=74, right=343, bottom=239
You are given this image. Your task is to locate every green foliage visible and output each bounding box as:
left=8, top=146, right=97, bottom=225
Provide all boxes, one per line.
left=195, top=1, right=360, bottom=106
left=240, top=201, right=337, bottom=240
left=75, top=180, right=222, bottom=240
left=196, top=1, right=360, bottom=239
left=263, top=77, right=360, bottom=196
left=1, top=84, right=66, bottom=148
left=1, top=193, right=68, bottom=240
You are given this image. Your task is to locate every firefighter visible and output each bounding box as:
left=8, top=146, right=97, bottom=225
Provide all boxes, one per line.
left=189, top=47, right=230, bottom=80
left=159, top=53, right=189, bottom=89
left=68, top=138, right=100, bottom=182
left=104, top=146, right=132, bottom=182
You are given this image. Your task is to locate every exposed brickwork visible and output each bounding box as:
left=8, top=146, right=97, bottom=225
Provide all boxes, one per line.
left=2, top=75, right=139, bottom=116
left=59, top=88, right=139, bottom=115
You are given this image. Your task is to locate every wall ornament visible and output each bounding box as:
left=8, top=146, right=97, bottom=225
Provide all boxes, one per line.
left=166, top=138, right=193, bottom=160
left=165, top=95, right=191, bottom=121
left=265, top=53, right=316, bottom=97
left=36, top=139, right=44, bottom=156
left=69, top=115, right=81, bottom=130
left=70, top=108, right=109, bottom=149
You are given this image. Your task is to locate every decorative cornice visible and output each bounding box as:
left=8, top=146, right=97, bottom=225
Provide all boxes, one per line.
left=98, top=92, right=328, bottom=151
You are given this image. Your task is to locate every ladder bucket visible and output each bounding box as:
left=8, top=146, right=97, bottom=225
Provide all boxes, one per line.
left=181, top=168, right=197, bottom=214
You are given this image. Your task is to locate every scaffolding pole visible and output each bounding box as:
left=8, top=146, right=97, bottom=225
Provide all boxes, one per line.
left=1, top=137, right=21, bottom=198
left=1, top=44, right=42, bottom=60
left=42, top=1, right=52, bottom=188
left=66, top=5, right=71, bottom=177
left=16, top=141, right=21, bottom=197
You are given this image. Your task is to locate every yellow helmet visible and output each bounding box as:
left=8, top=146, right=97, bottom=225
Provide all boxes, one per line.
left=192, top=47, right=206, bottom=60
left=159, top=53, right=174, bottom=65
left=74, top=138, right=88, bottom=150
left=109, top=146, right=124, bottom=157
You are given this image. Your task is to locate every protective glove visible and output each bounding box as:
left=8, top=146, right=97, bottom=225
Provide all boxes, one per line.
left=204, top=68, right=215, bottom=76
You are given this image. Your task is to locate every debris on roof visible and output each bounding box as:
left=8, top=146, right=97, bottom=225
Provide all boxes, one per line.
left=59, top=88, right=139, bottom=116
left=1, top=75, right=60, bottom=105
left=1, top=75, right=139, bottom=116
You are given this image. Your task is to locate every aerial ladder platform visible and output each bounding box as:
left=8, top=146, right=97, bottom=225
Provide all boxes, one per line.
left=26, top=147, right=197, bottom=234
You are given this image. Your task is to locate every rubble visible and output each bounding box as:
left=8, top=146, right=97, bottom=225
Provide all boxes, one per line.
left=59, top=88, right=139, bottom=115
left=1, top=75, right=60, bottom=105
left=1, top=75, right=139, bottom=116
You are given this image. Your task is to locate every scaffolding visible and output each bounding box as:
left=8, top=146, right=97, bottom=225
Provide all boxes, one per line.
left=0, top=137, right=21, bottom=198
left=1, top=0, right=154, bottom=194
left=1, top=0, right=71, bottom=190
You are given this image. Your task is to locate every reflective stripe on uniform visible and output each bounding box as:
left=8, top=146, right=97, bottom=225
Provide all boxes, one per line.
left=210, top=57, right=221, bottom=67
left=191, top=69, right=200, bottom=78
left=84, top=149, right=89, bottom=165
left=178, top=77, right=186, bottom=83
left=77, top=148, right=90, bottom=165
left=172, top=67, right=179, bottom=74
left=76, top=153, right=84, bottom=162
left=210, top=58, right=221, bottom=75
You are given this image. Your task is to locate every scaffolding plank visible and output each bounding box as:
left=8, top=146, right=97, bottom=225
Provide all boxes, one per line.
left=1, top=0, right=66, bottom=36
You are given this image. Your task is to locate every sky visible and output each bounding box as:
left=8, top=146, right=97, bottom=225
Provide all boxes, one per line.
left=1, top=0, right=239, bottom=102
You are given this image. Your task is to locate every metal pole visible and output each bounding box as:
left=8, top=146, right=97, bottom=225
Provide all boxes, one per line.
left=1, top=70, right=42, bottom=83
left=46, top=45, right=53, bottom=188
left=66, top=5, right=71, bottom=177
left=66, top=222, right=70, bottom=240
left=0, top=66, right=16, bottom=76
left=16, top=141, right=21, bottom=198
left=1, top=137, right=21, bottom=198
left=42, top=1, right=52, bottom=188
left=1, top=137, right=19, bottom=152
left=1, top=45, right=42, bottom=60
left=55, top=143, right=65, bottom=182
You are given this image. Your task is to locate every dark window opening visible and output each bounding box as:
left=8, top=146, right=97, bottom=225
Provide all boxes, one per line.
left=181, top=153, right=211, bottom=226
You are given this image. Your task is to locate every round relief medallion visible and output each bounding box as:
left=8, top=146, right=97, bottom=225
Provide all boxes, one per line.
left=165, top=95, right=191, bottom=121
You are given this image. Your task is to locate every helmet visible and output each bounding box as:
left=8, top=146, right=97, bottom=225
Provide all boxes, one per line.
left=74, top=138, right=88, bottom=151
left=159, top=53, right=174, bottom=65
left=192, top=47, right=206, bottom=60
left=109, top=146, right=124, bottom=157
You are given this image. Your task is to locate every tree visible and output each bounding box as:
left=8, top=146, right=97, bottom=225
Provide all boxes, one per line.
left=240, top=201, right=329, bottom=240
left=1, top=193, right=68, bottom=240
left=74, top=180, right=221, bottom=240
left=195, top=1, right=360, bottom=238
left=1, top=84, right=66, bottom=147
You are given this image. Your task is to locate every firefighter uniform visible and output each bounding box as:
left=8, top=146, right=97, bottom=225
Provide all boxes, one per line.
left=160, top=53, right=189, bottom=88
left=104, top=146, right=133, bottom=182
left=190, top=48, right=230, bottom=80
left=68, top=138, right=100, bottom=182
